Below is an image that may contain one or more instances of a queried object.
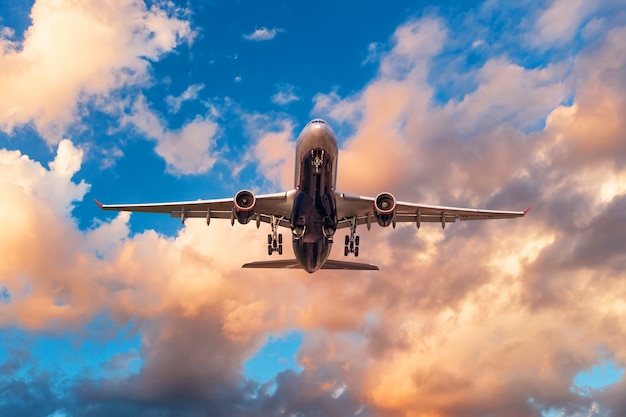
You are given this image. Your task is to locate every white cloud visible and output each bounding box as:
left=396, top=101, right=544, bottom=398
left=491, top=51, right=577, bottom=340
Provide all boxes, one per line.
left=242, top=27, right=284, bottom=41
left=125, top=95, right=219, bottom=175
left=271, top=83, right=300, bottom=105
left=49, top=139, right=84, bottom=179
left=0, top=140, right=88, bottom=222
left=243, top=114, right=295, bottom=189
left=533, top=0, right=598, bottom=46
left=165, top=84, right=205, bottom=113
left=0, top=0, right=193, bottom=142
left=363, top=42, right=383, bottom=65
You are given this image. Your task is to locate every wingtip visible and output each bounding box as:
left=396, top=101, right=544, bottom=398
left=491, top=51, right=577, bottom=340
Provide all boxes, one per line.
left=523, top=206, right=532, bottom=215
left=94, top=199, right=104, bottom=209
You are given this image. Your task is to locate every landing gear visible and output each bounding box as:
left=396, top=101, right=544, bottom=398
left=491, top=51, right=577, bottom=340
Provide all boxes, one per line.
left=344, top=216, right=360, bottom=257
left=311, top=149, right=324, bottom=175
left=267, top=215, right=283, bottom=255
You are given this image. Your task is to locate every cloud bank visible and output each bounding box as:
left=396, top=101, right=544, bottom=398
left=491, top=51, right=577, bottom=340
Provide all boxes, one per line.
left=2, top=2, right=626, bottom=417
left=0, top=0, right=193, bottom=142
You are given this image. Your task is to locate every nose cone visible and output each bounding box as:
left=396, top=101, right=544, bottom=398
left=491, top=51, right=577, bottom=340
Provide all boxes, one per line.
left=310, top=120, right=328, bottom=137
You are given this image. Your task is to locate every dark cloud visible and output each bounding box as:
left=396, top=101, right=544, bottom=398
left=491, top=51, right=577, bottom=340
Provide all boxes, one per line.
left=3, top=3, right=626, bottom=417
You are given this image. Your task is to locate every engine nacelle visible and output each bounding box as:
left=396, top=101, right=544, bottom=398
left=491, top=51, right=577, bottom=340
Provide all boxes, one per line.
left=234, top=189, right=256, bottom=224
left=374, top=192, right=396, bottom=227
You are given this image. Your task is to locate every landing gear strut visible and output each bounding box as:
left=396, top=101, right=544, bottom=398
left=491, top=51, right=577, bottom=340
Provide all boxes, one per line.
left=344, top=216, right=360, bottom=257
left=267, top=215, right=283, bottom=255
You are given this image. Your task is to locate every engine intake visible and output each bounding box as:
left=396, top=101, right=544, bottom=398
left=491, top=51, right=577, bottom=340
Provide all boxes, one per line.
left=374, top=192, right=396, bottom=227
left=234, top=189, right=256, bottom=224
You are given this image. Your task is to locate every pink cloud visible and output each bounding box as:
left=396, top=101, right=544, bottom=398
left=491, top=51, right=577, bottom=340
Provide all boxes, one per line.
left=3, top=8, right=626, bottom=417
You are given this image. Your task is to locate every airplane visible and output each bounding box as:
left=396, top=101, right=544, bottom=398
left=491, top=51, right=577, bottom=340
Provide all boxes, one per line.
left=96, top=119, right=530, bottom=273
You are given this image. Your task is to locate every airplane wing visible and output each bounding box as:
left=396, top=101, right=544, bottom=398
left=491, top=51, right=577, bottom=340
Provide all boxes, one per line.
left=335, top=192, right=530, bottom=230
left=95, top=190, right=295, bottom=228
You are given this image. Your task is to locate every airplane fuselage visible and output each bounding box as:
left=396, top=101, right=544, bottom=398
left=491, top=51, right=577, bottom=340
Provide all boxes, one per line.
left=290, top=119, right=339, bottom=272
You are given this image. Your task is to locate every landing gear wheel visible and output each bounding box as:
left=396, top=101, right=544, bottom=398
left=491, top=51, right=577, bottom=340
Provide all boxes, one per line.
left=355, top=236, right=360, bottom=246
left=268, top=245, right=272, bottom=255
left=354, top=247, right=359, bottom=257
left=344, top=246, right=349, bottom=256
left=278, top=245, right=283, bottom=255
left=268, top=234, right=272, bottom=244
left=278, top=234, right=283, bottom=244
left=345, top=235, right=349, bottom=245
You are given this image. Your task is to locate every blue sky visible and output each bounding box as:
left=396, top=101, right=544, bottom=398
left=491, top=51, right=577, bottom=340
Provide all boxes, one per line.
left=1, top=1, right=626, bottom=416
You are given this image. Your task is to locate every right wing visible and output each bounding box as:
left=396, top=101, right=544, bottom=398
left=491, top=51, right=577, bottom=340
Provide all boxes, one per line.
left=95, top=190, right=296, bottom=228
left=335, top=192, right=529, bottom=229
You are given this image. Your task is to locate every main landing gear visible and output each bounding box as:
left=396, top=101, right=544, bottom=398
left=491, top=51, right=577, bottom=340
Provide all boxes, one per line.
left=344, top=216, right=360, bottom=257
left=268, top=215, right=283, bottom=255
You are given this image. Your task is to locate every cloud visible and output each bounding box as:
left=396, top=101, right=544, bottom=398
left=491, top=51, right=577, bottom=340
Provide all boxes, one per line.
left=0, top=0, right=193, bottom=142
left=48, top=138, right=84, bottom=179
left=242, top=27, right=284, bottom=41
left=533, top=0, right=598, bottom=46
left=363, top=42, right=384, bottom=65
left=124, top=95, right=219, bottom=175
left=165, top=83, right=205, bottom=113
left=243, top=114, right=296, bottom=189
left=271, top=83, right=300, bottom=106
left=3, top=3, right=626, bottom=417
left=301, top=9, right=626, bottom=416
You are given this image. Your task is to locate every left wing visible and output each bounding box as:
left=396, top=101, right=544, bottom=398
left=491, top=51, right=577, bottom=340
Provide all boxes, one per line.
left=335, top=192, right=529, bottom=230
left=95, top=190, right=295, bottom=228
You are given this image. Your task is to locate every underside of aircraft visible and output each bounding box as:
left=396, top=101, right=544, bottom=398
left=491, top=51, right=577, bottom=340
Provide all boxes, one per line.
left=96, top=119, right=529, bottom=273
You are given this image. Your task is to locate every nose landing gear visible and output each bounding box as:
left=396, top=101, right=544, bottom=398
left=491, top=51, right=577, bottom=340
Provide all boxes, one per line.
left=344, top=216, right=360, bottom=257
left=311, top=149, right=324, bottom=175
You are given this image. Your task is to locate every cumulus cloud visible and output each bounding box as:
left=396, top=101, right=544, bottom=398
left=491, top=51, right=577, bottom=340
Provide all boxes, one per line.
left=0, top=0, right=193, bottom=142
left=48, top=138, right=84, bottom=179
left=242, top=27, right=284, bottom=41
left=533, top=0, right=598, bottom=46
left=124, top=95, right=219, bottom=175
left=302, top=10, right=626, bottom=417
left=271, top=83, right=300, bottom=106
left=3, top=3, right=626, bottom=417
left=243, top=114, right=296, bottom=189
left=165, top=83, right=205, bottom=113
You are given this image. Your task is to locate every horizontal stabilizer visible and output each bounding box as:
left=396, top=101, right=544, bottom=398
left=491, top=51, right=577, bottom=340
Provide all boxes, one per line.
left=242, top=260, right=302, bottom=269
left=322, top=259, right=379, bottom=270
left=242, top=259, right=379, bottom=270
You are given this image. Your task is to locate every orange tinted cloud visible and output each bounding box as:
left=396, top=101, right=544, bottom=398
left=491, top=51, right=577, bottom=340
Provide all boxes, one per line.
left=2, top=9, right=626, bottom=417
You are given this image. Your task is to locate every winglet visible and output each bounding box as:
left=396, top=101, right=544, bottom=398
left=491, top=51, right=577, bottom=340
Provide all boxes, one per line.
left=523, top=206, right=532, bottom=215
left=94, top=199, right=104, bottom=209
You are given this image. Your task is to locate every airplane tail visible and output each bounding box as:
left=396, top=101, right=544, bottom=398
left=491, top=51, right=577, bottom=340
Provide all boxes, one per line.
left=242, top=259, right=379, bottom=270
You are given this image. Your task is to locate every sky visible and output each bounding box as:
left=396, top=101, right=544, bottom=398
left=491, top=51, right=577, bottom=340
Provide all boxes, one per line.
left=1, top=0, right=626, bottom=416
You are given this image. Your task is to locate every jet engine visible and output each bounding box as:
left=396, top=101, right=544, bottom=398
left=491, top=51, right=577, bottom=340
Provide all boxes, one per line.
left=233, top=189, right=256, bottom=224
left=374, top=192, right=396, bottom=227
